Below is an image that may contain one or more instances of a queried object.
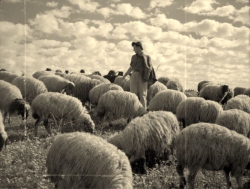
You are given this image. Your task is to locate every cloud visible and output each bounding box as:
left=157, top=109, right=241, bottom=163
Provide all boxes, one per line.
left=236, top=0, right=249, bottom=2
left=183, top=0, right=218, bottom=14
left=184, top=19, right=249, bottom=40
left=97, top=3, right=147, bottom=19
left=149, top=14, right=183, bottom=31
left=46, top=1, right=58, bottom=7
left=68, top=0, right=100, bottom=12
left=148, top=0, right=173, bottom=9
left=3, top=0, right=22, bottom=3
left=116, top=3, right=147, bottom=19
left=234, top=6, right=250, bottom=25
left=28, top=6, right=72, bottom=34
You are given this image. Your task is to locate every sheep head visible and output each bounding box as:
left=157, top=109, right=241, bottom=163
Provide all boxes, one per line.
left=9, top=99, right=30, bottom=120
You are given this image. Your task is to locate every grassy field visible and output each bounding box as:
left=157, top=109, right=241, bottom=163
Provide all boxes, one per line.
left=1, top=111, right=250, bottom=189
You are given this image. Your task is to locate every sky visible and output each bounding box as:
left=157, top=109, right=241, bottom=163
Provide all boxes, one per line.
left=0, top=0, right=249, bottom=90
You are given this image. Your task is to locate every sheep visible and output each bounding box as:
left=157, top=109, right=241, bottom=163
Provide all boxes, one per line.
left=96, top=90, right=147, bottom=121
left=0, top=112, right=8, bottom=151
left=199, top=84, right=234, bottom=104
left=31, top=92, right=95, bottom=136
left=244, top=88, right=250, bottom=97
left=46, top=132, right=133, bottom=189
left=157, top=76, right=169, bottom=86
left=114, top=75, right=130, bottom=88
left=147, top=81, right=167, bottom=105
left=0, top=80, right=30, bottom=123
left=166, top=78, right=184, bottom=92
left=175, top=122, right=250, bottom=189
left=224, top=95, right=250, bottom=114
left=38, top=75, right=75, bottom=95
left=176, top=97, right=223, bottom=127
left=32, top=70, right=54, bottom=79
left=0, top=71, right=21, bottom=83
left=89, top=83, right=123, bottom=106
left=72, top=79, right=102, bottom=106
left=123, top=79, right=130, bottom=92
left=197, top=80, right=213, bottom=92
left=108, top=111, right=180, bottom=174
left=148, top=89, right=187, bottom=114
left=11, top=76, right=48, bottom=104
left=215, top=109, right=250, bottom=138
left=86, top=74, right=110, bottom=83
left=184, top=89, right=199, bottom=97
left=103, top=70, right=117, bottom=83
left=234, top=87, right=246, bottom=96
left=63, top=74, right=91, bottom=85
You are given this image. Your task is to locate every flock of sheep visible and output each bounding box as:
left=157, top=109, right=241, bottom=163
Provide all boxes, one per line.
left=0, top=68, right=250, bottom=189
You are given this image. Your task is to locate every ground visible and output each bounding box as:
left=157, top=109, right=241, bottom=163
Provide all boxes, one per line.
left=0, top=111, right=250, bottom=189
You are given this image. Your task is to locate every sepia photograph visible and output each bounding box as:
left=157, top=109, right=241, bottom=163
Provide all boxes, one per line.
left=0, top=0, right=249, bottom=188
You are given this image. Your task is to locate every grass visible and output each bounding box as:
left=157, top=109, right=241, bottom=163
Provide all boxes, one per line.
left=1, top=112, right=250, bottom=189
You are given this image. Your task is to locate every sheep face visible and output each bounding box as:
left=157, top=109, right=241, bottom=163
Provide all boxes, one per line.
left=220, top=85, right=234, bottom=104
left=9, top=99, right=30, bottom=119
left=64, top=82, right=75, bottom=95
left=78, top=116, right=95, bottom=134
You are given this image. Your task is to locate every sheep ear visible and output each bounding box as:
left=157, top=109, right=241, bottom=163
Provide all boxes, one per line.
left=222, top=85, right=229, bottom=93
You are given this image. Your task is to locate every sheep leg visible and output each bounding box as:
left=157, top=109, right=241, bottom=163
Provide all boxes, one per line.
left=44, top=119, right=52, bottom=136
left=235, top=176, right=243, bottom=189
left=223, top=168, right=231, bottom=189
left=187, top=167, right=199, bottom=189
left=34, top=117, right=42, bottom=136
left=176, top=164, right=186, bottom=189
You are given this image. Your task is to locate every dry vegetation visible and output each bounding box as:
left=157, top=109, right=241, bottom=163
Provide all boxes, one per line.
left=1, top=110, right=250, bottom=189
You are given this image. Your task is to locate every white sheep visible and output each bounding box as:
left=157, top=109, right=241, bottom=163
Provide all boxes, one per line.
left=0, top=112, right=8, bottom=151
left=12, top=76, right=48, bottom=104
left=234, top=87, right=246, bottom=96
left=166, top=78, right=184, bottom=92
left=31, top=92, right=95, bottom=136
left=147, top=81, right=168, bottom=105
left=32, top=70, right=54, bottom=79
left=148, top=89, right=187, bottom=114
left=224, top=95, right=250, bottom=114
left=46, top=132, right=133, bottom=189
left=244, top=88, right=250, bottom=97
left=114, top=75, right=130, bottom=88
left=89, top=83, right=123, bottom=106
left=72, top=79, right=102, bottom=106
left=175, top=122, right=250, bottom=189
left=0, top=71, right=21, bottom=83
left=199, top=84, right=234, bottom=104
left=123, top=79, right=130, bottom=92
left=108, top=111, right=180, bottom=174
left=176, top=97, right=223, bottom=127
left=215, top=109, right=250, bottom=138
left=96, top=90, right=146, bottom=121
left=0, top=80, right=30, bottom=123
left=86, top=74, right=111, bottom=83
left=38, top=75, right=75, bottom=95
left=157, top=77, right=169, bottom=86
left=63, top=74, right=91, bottom=85
left=197, top=80, right=213, bottom=92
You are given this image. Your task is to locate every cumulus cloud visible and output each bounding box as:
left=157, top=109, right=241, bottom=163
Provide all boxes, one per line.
left=68, top=0, right=100, bottom=12
left=183, top=0, right=218, bottom=14
left=149, top=14, right=183, bottom=31
left=97, top=3, right=147, bottom=19
left=236, top=0, right=249, bottom=2
left=28, top=6, right=72, bottom=34
left=148, top=0, right=173, bottom=9
left=234, top=6, right=250, bottom=25
left=46, top=1, right=58, bottom=7
left=3, top=0, right=22, bottom=3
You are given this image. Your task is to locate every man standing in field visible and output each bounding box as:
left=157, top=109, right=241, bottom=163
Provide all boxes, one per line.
left=122, top=41, right=153, bottom=109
